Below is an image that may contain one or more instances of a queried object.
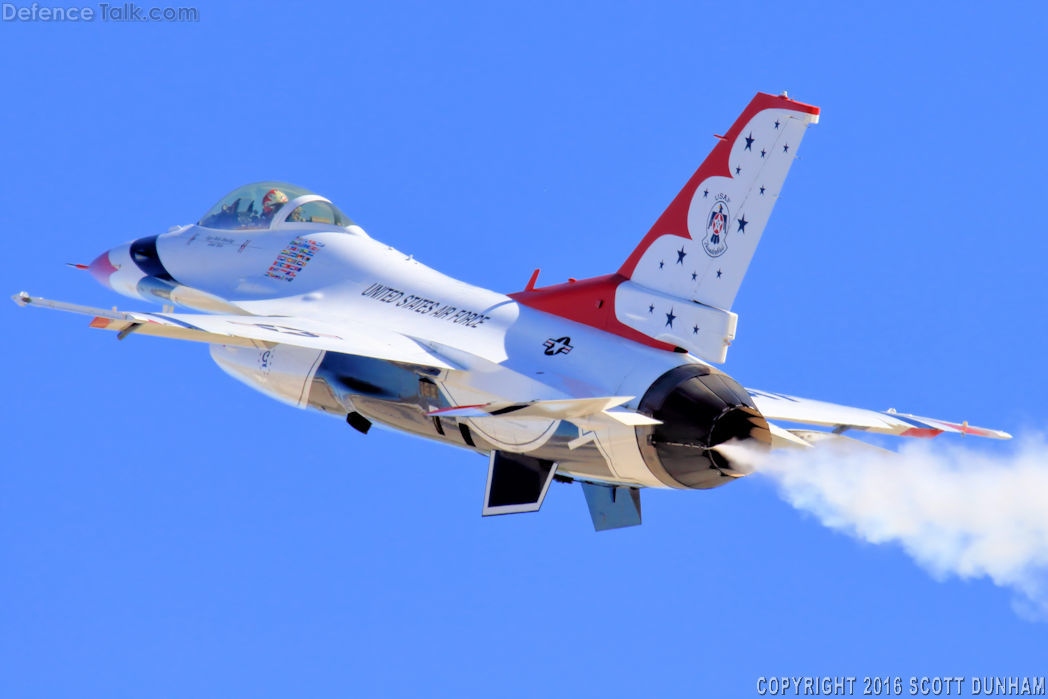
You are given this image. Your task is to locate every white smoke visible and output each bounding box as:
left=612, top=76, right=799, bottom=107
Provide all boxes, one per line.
left=744, top=435, right=1048, bottom=619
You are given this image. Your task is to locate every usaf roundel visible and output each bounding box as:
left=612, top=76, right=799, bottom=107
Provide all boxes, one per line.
left=702, top=201, right=730, bottom=257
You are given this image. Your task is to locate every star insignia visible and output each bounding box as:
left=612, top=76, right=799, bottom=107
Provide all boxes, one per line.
left=665, top=308, right=676, bottom=328
left=692, top=325, right=699, bottom=335
left=737, top=215, right=748, bottom=233
left=703, top=189, right=709, bottom=198
left=759, top=185, right=766, bottom=195
left=648, top=304, right=654, bottom=314
left=659, top=260, right=664, bottom=269
left=760, top=149, right=766, bottom=158
left=745, top=133, right=754, bottom=150
left=735, top=165, right=742, bottom=175
left=716, top=269, right=723, bottom=278
left=676, top=247, right=686, bottom=264
left=783, top=143, right=790, bottom=153
left=774, top=119, right=780, bottom=129
left=691, top=272, right=697, bottom=281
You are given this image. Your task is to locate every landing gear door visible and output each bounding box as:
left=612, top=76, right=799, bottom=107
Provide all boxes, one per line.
left=482, top=451, right=557, bottom=516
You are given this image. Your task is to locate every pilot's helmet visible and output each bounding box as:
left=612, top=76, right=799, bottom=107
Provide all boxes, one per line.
left=262, top=189, right=289, bottom=216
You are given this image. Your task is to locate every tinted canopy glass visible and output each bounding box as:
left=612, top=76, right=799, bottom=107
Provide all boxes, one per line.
left=285, top=200, right=350, bottom=227
left=197, top=182, right=352, bottom=230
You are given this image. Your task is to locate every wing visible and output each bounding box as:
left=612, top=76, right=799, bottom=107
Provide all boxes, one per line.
left=13, top=292, right=457, bottom=370
left=747, top=387, right=1012, bottom=445
left=16, top=293, right=657, bottom=426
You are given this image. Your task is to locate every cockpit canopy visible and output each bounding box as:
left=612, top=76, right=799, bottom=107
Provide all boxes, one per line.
left=197, top=181, right=353, bottom=231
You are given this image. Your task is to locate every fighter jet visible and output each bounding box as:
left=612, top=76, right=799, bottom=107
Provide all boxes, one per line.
left=14, top=92, right=1010, bottom=530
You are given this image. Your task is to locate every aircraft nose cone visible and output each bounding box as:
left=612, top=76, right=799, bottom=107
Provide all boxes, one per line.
left=87, top=249, right=119, bottom=288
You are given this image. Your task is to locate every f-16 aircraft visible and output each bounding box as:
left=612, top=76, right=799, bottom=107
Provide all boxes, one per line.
left=15, top=92, right=1010, bottom=530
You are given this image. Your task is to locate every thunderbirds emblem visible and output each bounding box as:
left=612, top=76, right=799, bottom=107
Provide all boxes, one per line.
left=703, top=200, right=730, bottom=257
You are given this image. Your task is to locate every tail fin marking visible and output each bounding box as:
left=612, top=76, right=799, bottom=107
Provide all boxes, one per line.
left=619, top=92, right=819, bottom=312
left=512, top=93, right=819, bottom=363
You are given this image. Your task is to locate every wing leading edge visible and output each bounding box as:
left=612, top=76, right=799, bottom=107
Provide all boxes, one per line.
left=13, top=292, right=457, bottom=370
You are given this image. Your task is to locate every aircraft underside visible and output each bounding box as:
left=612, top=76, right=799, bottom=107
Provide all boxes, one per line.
left=209, top=341, right=773, bottom=529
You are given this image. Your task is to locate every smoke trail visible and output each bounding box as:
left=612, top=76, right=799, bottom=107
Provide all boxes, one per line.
left=751, top=435, right=1048, bottom=619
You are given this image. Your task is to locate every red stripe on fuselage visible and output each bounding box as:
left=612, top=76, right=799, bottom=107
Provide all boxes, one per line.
left=509, top=274, right=677, bottom=352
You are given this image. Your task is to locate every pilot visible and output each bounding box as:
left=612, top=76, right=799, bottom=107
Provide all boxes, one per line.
left=261, top=189, right=289, bottom=223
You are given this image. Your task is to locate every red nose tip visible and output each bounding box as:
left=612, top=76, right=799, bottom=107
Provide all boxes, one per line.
left=87, top=250, right=118, bottom=287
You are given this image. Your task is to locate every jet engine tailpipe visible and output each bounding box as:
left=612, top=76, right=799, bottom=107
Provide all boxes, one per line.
left=635, top=364, right=772, bottom=489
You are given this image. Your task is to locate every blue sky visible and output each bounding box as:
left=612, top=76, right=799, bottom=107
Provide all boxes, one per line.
left=3, top=2, right=1047, bottom=696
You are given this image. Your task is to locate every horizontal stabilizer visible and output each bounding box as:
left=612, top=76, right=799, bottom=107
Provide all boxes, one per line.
left=429, top=396, right=660, bottom=425
left=767, top=422, right=814, bottom=448
left=581, top=483, right=642, bottom=531
left=483, top=451, right=557, bottom=516
left=602, top=409, right=663, bottom=426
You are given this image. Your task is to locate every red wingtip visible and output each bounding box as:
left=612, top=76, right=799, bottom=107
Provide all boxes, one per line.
left=901, top=427, right=944, bottom=439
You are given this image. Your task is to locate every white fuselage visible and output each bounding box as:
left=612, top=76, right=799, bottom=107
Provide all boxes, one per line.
left=103, top=222, right=707, bottom=488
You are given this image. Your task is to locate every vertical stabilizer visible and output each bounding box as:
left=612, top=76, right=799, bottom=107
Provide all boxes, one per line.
left=512, top=93, right=819, bottom=363
left=619, top=92, right=819, bottom=312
